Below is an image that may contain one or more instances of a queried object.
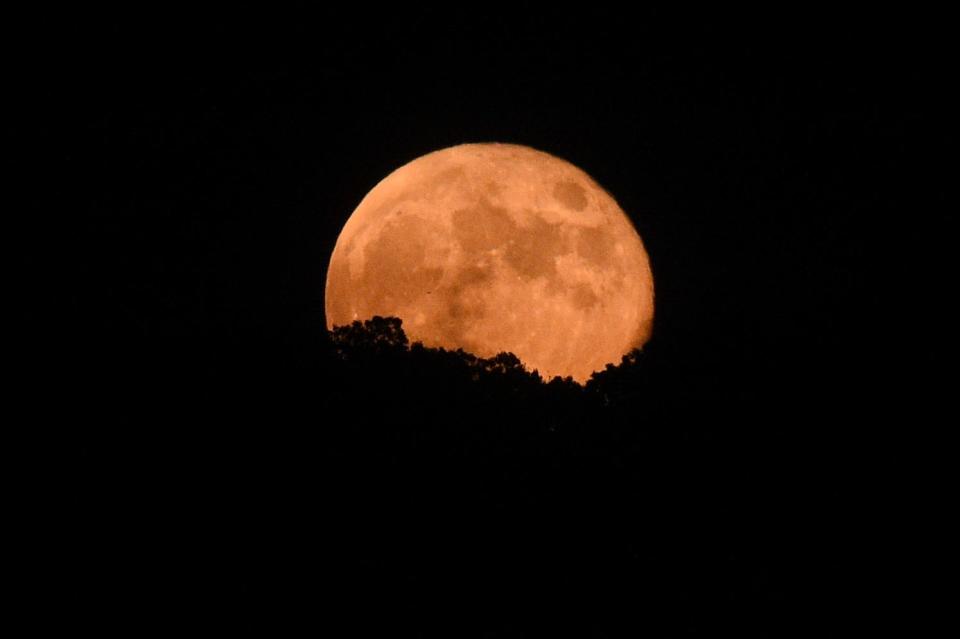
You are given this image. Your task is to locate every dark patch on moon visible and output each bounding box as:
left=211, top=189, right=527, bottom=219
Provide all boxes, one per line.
left=504, top=215, right=562, bottom=279
left=570, top=283, right=601, bottom=309
left=554, top=181, right=588, bottom=211
left=443, top=270, right=492, bottom=346
left=576, top=225, right=614, bottom=265
left=452, top=199, right=516, bottom=253
left=422, top=263, right=494, bottom=346
left=457, top=263, right=495, bottom=287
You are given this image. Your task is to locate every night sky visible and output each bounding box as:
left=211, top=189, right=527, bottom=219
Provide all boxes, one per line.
left=21, top=7, right=947, bottom=636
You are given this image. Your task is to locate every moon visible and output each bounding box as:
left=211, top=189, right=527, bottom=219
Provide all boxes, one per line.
left=325, top=143, right=654, bottom=382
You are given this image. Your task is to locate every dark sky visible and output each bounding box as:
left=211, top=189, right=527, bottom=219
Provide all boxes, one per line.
left=18, top=7, right=947, bottom=634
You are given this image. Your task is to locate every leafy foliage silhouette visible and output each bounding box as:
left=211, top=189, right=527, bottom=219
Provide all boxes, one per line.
left=325, top=316, right=661, bottom=456
left=329, top=315, right=646, bottom=397
left=331, top=316, right=408, bottom=360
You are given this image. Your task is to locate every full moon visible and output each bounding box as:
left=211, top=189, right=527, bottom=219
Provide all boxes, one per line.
left=325, top=143, right=654, bottom=382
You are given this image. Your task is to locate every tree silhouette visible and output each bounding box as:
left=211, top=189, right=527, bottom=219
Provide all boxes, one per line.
left=585, top=348, right=649, bottom=405
left=324, top=315, right=658, bottom=459
left=330, top=316, right=409, bottom=359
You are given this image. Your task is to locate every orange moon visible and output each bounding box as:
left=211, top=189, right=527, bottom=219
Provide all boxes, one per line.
left=325, top=143, right=654, bottom=382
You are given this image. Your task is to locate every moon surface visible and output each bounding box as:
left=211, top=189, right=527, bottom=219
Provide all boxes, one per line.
left=325, top=143, right=654, bottom=382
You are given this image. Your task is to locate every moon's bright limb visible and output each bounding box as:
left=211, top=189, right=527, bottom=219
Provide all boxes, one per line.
left=325, top=143, right=654, bottom=382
